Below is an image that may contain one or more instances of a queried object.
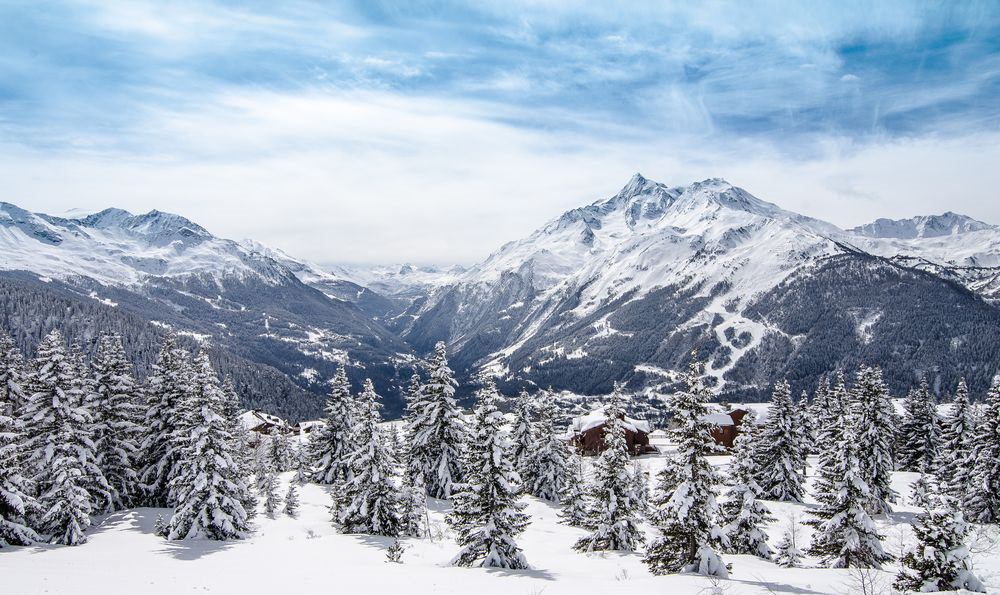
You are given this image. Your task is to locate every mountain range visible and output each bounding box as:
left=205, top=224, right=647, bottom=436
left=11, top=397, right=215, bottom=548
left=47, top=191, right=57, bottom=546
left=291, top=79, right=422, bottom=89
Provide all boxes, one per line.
left=3, top=174, right=999, bottom=417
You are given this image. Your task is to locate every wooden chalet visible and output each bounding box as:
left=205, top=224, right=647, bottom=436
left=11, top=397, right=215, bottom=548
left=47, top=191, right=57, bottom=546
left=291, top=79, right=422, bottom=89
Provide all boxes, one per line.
left=702, top=408, right=750, bottom=448
left=568, top=406, right=657, bottom=456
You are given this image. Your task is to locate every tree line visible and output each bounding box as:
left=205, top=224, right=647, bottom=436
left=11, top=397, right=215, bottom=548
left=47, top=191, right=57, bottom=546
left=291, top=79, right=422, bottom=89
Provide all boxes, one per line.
left=1, top=332, right=995, bottom=590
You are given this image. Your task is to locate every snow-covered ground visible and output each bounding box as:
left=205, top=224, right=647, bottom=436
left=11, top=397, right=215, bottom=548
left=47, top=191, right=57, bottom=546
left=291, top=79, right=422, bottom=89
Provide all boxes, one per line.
left=3, top=449, right=999, bottom=594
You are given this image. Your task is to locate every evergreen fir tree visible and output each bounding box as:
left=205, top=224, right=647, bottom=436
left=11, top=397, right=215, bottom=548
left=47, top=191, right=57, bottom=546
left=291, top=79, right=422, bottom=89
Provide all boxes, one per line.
left=153, top=513, right=167, bottom=537
left=558, top=452, right=588, bottom=528
left=575, top=383, right=645, bottom=554
left=811, top=371, right=848, bottom=507
left=937, top=379, right=976, bottom=501
left=386, top=537, right=406, bottom=563
left=853, top=366, right=897, bottom=515
left=897, top=378, right=939, bottom=473
left=449, top=380, right=529, bottom=568
left=220, top=376, right=252, bottom=477
left=409, top=342, right=465, bottom=499
left=630, top=461, right=650, bottom=518
left=510, top=390, right=536, bottom=492
left=644, top=356, right=726, bottom=577
left=758, top=380, right=805, bottom=502
left=0, top=330, right=28, bottom=417
left=909, top=472, right=936, bottom=509
left=965, top=375, right=1000, bottom=523
left=894, top=500, right=984, bottom=593
left=90, top=334, right=143, bottom=512
left=528, top=396, right=569, bottom=502
left=335, top=379, right=401, bottom=536
left=23, top=330, right=100, bottom=546
left=140, top=335, right=194, bottom=507
left=310, top=365, right=355, bottom=485
left=719, top=411, right=773, bottom=559
left=267, top=427, right=294, bottom=473
left=0, top=361, right=38, bottom=547
left=293, top=442, right=310, bottom=484
left=166, top=350, right=253, bottom=541
left=774, top=528, right=803, bottom=568
left=284, top=484, right=300, bottom=518
left=806, top=420, right=892, bottom=568
left=261, top=465, right=282, bottom=518
left=399, top=469, right=427, bottom=538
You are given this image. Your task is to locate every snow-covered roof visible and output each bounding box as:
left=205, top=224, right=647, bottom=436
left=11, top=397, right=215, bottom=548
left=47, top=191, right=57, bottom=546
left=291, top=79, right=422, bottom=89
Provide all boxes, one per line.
left=570, top=406, right=651, bottom=435
left=239, top=410, right=290, bottom=431
left=700, top=412, right=735, bottom=427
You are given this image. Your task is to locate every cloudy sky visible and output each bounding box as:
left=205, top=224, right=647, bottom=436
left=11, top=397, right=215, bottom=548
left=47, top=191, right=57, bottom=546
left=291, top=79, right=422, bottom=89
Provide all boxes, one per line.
left=2, top=1, right=999, bottom=265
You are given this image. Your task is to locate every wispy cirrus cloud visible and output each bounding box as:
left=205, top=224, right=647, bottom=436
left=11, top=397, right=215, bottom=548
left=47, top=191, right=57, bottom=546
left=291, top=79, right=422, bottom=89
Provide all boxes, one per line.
left=0, top=1, right=998, bottom=263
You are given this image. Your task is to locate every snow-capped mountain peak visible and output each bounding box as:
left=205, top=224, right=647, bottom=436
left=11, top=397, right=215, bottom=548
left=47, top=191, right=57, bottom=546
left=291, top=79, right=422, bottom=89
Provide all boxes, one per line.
left=850, top=212, right=995, bottom=240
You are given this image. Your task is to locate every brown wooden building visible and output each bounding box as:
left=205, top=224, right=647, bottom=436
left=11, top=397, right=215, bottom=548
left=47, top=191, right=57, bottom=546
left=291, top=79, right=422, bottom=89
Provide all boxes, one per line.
left=568, top=407, right=658, bottom=456
left=703, top=408, right=750, bottom=448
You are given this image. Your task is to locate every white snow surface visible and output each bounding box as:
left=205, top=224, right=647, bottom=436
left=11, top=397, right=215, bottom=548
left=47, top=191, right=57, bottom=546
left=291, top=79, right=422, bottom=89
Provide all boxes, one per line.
left=4, top=452, right=1000, bottom=594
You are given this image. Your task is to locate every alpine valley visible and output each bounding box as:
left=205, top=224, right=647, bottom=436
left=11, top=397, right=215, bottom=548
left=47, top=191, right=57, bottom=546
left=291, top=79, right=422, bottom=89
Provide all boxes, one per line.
left=3, top=174, right=1000, bottom=418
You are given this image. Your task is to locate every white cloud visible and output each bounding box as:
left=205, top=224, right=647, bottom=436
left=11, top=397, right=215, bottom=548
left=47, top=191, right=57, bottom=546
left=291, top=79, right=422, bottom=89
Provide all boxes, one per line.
left=3, top=86, right=999, bottom=266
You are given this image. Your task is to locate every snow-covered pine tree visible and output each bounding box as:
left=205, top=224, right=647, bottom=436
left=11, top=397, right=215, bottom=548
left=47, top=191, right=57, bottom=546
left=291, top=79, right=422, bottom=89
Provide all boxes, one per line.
left=909, top=472, right=936, bottom=509
left=644, top=356, right=726, bottom=578
left=0, top=360, right=38, bottom=547
left=0, top=330, right=28, bottom=417
left=261, top=465, right=282, bottom=518
left=449, top=379, right=529, bottom=568
left=528, top=395, right=569, bottom=502
left=166, top=350, right=253, bottom=541
left=796, top=390, right=813, bottom=458
left=409, top=342, right=465, bottom=499
left=648, top=355, right=730, bottom=574
left=719, top=410, right=773, bottom=559
left=220, top=376, right=252, bottom=476
left=558, top=452, right=588, bottom=528
left=897, top=378, right=939, bottom=473
left=758, top=379, right=805, bottom=502
left=310, top=365, right=355, bottom=485
left=574, top=383, right=644, bottom=554
left=937, top=378, right=976, bottom=501
left=293, top=441, right=310, bottom=484
left=336, top=379, right=401, bottom=536
left=399, top=468, right=427, bottom=538
left=852, top=366, right=897, bottom=515
left=774, top=527, right=803, bottom=568
left=965, top=375, right=1000, bottom=523
left=894, top=500, right=984, bottom=593
left=22, top=330, right=100, bottom=545
left=811, top=371, right=848, bottom=507
left=140, top=335, right=195, bottom=507
left=267, top=427, right=294, bottom=473
left=510, top=390, right=537, bottom=493
left=90, top=334, right=143, bottom=512
left=70, top=341, right=114, bottom=512
left=806, top=419, right=892, bottom=568
left=284, top=484, right=300, bottom=518
left=631, top=462, right=650, bottom=518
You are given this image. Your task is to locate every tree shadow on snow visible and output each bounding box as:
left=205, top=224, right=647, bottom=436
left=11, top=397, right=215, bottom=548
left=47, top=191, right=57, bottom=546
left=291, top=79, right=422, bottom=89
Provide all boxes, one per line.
left=729, top=574, right=830, bottom=595
left=155, top=538, right=237, bottom=561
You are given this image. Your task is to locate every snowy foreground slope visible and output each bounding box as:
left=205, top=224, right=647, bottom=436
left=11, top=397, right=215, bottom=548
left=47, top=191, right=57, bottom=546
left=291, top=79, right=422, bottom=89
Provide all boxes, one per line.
left=4, top=452, right=998, bottom=595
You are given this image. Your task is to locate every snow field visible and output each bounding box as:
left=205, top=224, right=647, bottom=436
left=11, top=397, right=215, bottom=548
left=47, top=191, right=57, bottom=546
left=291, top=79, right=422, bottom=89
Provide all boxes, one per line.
left=5, top=449, right=999, bottom=594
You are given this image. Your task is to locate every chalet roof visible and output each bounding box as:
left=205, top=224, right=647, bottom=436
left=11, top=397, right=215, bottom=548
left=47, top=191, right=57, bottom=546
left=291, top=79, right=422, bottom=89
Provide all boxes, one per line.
left=570, top=406, right=651, bottom=435
left=701, top=412, right=736, bottom=426
left=239, top=410, right=289, bottom=431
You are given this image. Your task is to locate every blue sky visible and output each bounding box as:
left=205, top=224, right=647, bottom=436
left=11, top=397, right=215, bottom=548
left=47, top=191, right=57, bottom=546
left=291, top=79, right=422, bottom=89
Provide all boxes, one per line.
left=1, top=1, right=999, bottom=264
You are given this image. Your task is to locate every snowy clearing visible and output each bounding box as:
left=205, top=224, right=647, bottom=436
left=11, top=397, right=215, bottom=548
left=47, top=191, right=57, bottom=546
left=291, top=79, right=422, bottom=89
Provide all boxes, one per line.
left=5, top=451, right=999, bottom=595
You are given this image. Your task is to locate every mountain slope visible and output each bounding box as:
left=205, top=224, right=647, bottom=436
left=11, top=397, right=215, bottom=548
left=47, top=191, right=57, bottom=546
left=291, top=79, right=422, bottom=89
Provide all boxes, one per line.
left=404, top=175, right=1000, bottom=399
left=0, top=202, right=416, bottom=417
